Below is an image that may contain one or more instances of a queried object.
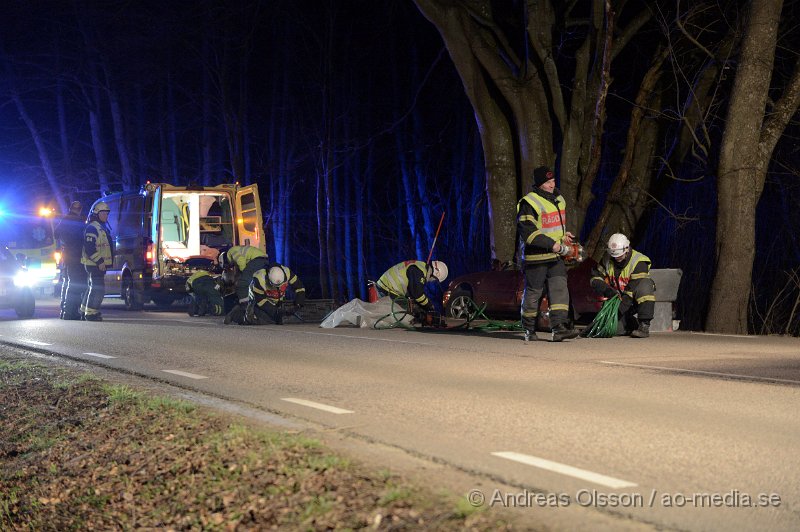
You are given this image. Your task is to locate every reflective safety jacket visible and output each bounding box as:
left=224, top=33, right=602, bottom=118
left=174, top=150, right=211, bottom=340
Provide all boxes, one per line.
left=186, top=270, right=214, bottom=292
left=517, top=189, right=567, bottom=263
left=377, top=260, right=431, bottom=309
left=591, top=249, right=651, bottom=297
left=249, top=264, right=305, bottom=307
left=81, top=220, right=112, bottom=268
left=226, top=245, right=267, bottom=271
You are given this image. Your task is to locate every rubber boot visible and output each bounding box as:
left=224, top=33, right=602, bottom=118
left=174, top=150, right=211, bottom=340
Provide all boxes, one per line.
left=551, top=324, right=579, bottom=342
left=631, top=321, right=650, bottom=338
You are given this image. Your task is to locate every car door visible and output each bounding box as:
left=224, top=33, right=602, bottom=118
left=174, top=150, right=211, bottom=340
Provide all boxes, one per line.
left=234, top=184, right=265, bottom=251
left=491, top=269, right=524, bottom=314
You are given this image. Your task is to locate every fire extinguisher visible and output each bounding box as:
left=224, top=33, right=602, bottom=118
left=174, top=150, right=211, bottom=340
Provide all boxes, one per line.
left=367, top=281, right=379, bottom=303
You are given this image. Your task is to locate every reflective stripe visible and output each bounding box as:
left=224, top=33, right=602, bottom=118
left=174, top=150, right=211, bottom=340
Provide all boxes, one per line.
left=228, top=245, right=267, bottom=271
left=187, top=270, right=211, bottom=288
left=524, top=253, right=558, bottom=262
left=603, top=250, right=651, bottom=292
left=636, top=294, right=656, bottom=304
left=378, top=261, right=427, bottom=297
left=81, top=222, right=112, bottom=267
left=250, top=264, right=299, bottom=306
left=518, top=191, right=566, bottom=262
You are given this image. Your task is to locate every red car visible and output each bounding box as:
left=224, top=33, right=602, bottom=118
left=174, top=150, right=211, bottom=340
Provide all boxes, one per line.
left=442, top=259, right=603, bottom=329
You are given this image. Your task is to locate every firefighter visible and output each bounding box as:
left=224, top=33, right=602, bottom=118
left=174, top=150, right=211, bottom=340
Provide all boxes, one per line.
left=54, top=200, right=87, bottom=320
left=243, top=264, right=306, bottom=325
left=81, top=201, right=113, bottom=321
left=517, top=166, right=579, bottom=342
left=186, top=269, right=224, bottom=316
left=218, top=245, right=269, bottom=324
left=376, top=260, right=448, bottom=319
left=590, top=233, right=655, bottom=338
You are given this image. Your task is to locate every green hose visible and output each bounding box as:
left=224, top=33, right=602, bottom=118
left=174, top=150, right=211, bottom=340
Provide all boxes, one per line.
left=373, top=296, right=417, bottom=330
left=372, top=295, right=524, bottom=332
left=583, top=297, right=620, bottom=338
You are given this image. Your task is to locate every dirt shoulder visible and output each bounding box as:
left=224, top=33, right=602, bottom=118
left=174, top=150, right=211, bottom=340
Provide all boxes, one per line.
left=0, top=348, right=515, bottom=530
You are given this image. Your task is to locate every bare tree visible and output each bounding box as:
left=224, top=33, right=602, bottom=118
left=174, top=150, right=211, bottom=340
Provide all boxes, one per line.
left=414, top=0, right=651, bottom=262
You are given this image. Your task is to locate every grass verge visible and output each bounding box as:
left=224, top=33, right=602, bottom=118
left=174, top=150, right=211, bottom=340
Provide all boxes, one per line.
left=0, top=354, right=510, bottom=530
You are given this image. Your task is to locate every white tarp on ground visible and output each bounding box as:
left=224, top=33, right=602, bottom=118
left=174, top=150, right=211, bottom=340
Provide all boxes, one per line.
left=320, top=296, right=414, bottom=329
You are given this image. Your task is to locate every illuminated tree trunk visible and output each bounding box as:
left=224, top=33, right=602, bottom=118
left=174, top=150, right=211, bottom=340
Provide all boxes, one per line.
left=707, top=0, right=800, bottom=333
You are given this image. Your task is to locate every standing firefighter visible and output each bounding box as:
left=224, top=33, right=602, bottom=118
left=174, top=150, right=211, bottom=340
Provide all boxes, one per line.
left=376, top=260, right=448, bottom=316
left=81, top=201, right=113, bottom=321
left=517, top=166, right=579, bottom=342
left=219, top=245, right=269, bottom=324
left=590, top=233, right=655, bottom=338
left=54, top=200, right=86, bottom=320
left=244, top=264, right=306, bottom=325
left=186, top=269, right=224, bottom=316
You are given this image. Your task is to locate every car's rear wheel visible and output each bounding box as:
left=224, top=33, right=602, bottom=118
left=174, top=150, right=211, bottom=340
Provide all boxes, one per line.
left=14, top=288, right=35, bottom=318
left=122, top=274, right=144, bottom=310
left=446, top=288, right=474, bottom=319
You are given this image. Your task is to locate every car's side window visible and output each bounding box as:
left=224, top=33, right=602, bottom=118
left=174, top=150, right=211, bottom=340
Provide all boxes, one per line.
left=117, top=196, right=144, bottom=237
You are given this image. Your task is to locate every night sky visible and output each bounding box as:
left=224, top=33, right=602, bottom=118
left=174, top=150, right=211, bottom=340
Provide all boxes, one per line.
left=2, top=1, right=799, bottom=332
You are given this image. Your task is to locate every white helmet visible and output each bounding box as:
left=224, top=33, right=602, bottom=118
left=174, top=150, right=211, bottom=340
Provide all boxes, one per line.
left=267, top=266, right=286, bottom=286
left=92, top=201, right=110, bottom=214
left=607, top=233, right=630, bottom=258
left=429, top=261, right=448, bottom=283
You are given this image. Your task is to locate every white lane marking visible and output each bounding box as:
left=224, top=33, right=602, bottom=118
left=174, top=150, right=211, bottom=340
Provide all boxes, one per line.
left=492, top=451, right=637, bottom=489
left=599, top=361, right=800, bottom=385
left=83, top=352, right=117, bottom=359
left=21, top=340, right=52, bottom=346
left=281, top=398, right=354, bottom=414
left=162, top=370, right=209, bottom=380
left=688, top=332, right=759, bottom=339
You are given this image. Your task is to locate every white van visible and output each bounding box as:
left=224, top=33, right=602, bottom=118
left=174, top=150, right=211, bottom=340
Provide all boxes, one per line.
left=89, top=183, right=265, bottom=309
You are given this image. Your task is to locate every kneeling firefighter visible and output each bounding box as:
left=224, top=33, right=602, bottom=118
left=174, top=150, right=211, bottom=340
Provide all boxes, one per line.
left=241, top=264, right=306, bottom=325
left=590, top=233, right=655, bottom=338
left=218, top=245, right=269, bottom=324
left=376, top=260, right=448, bottom=324
left=186, top=269, right=224, bottom=316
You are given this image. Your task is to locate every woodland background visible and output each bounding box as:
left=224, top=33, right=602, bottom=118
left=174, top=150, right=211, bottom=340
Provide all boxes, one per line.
left=1, top=1, right=799, bottom=334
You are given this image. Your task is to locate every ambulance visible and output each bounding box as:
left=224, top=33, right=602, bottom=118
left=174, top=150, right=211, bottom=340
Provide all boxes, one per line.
left=3, top=206, right=60, bottom=295
left=88, top=183, right=264, bottom=309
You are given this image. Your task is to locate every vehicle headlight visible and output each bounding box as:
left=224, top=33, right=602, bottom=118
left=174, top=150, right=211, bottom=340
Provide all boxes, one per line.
left=13, top=270, right=37, bottom=287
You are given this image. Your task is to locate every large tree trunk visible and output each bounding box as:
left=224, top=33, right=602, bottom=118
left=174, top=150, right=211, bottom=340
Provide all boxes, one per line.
left=585, top=46, right=667, bottom=256
left=414, top=0, right=650, bottom=261
left=706, top=0, right=790, bottom=333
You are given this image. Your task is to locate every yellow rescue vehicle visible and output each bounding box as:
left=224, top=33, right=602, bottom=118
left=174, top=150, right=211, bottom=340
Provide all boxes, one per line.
left=3, top=206, right=60, bottom=295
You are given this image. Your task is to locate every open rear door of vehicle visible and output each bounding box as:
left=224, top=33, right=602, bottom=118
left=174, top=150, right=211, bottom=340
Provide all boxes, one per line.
left=234, top=184, right=265, bottom=251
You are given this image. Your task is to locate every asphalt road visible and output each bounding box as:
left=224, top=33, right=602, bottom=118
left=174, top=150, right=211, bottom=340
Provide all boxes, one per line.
left=2, top=298, right=799, bottom=531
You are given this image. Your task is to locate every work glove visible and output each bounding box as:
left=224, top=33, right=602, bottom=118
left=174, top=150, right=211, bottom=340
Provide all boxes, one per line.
left=618, top=294, right=633, bottom=316
left=294, top=292, right=306, bottom=307
left=602, top=285, right=618, bottom=299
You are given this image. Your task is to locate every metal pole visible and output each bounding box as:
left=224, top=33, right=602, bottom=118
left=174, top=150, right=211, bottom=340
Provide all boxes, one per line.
left=426, top=211, right=446, bottom=264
